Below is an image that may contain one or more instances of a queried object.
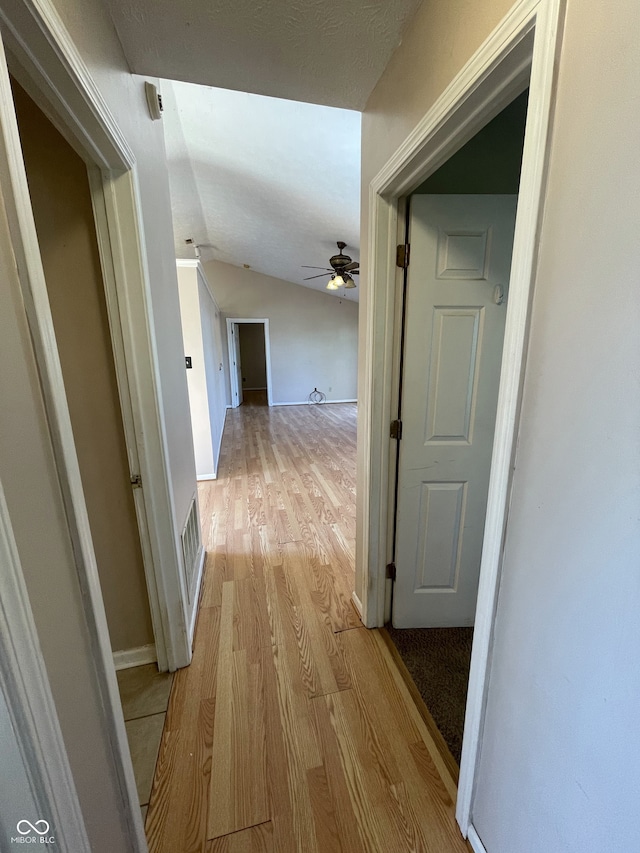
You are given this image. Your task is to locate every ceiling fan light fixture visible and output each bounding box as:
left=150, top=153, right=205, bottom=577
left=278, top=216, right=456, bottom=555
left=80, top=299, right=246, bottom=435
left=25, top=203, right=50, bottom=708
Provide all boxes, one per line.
left=343, top=274, right=357, bottom=289
left=327, top=275, right=343, bottom=290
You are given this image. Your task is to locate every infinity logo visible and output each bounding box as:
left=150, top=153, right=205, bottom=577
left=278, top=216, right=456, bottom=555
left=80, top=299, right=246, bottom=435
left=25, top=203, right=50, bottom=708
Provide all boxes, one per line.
left=16, top=820, right=50, bottom=836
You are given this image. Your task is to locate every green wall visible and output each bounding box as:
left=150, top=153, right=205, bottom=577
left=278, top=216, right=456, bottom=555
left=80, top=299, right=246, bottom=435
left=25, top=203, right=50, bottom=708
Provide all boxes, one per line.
left=414, top=90, right=528, bottom=195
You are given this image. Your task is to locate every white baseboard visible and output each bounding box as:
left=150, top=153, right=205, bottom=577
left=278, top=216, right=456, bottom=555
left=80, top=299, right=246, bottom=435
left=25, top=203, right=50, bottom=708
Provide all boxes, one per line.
left=467, top=825, right=487, bottom=853
left=188, top=546, right=207, bottom=644
left=351, top=590, right=363, bottom=617
left=272, top=399, right=358, bottom=407
left=112, top=643, right=157, bottom=671
left=196, top=473, right=217, bottom=481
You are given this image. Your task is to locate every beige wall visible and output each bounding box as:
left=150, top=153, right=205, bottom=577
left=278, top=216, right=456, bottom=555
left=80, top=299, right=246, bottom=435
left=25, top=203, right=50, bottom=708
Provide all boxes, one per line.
left=204, top=260, right=359, bottom=404
left=13, top=81, right=153, bottom=654
left=360, top=0, right=515, bottom=188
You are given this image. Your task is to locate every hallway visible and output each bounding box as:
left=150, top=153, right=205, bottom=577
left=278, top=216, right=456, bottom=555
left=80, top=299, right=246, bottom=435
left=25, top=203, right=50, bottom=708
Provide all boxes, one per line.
left=145, top=402, right=467, bottom=852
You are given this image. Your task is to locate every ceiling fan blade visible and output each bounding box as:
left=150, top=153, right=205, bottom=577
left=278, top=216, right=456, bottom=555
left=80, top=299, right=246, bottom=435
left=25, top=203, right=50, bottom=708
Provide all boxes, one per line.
left=302, top=265, right=332, bottom=270
left=343, top=261, right=359, bottom=271
left=303, top=273, right=332, bottom=280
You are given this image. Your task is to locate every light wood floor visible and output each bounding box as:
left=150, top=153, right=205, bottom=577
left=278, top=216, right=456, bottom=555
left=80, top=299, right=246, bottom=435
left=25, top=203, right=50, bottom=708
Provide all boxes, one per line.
left=145, top=402, right=468, bottom=853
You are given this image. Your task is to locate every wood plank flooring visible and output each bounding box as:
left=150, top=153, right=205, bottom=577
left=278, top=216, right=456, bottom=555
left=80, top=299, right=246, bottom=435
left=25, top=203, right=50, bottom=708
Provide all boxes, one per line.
left=145, top=400, right=468, bottom=853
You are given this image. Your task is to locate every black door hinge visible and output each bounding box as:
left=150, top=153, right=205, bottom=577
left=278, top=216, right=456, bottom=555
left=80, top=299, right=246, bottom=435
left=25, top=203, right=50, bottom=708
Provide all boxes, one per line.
left=386, top=562, right=397, bottom=581
left=396, top=243, right=410, bottom=269
left=390, top=419, right=403, bottom=440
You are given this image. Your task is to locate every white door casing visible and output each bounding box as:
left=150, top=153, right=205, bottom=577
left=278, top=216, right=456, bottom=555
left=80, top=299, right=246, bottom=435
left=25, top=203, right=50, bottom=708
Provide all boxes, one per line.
left=0, top=0, right=196, bottom=674
left=226, top=318, right=274, bottom=408
left=358, top=0, right=563, bottom=837
left=0, top=28, right=146, bottom=849
left=393, top=195, right=517, bottom=628
left=226, top=320, right=243, bottom=408
left=233, top=324, right=244, bottom=406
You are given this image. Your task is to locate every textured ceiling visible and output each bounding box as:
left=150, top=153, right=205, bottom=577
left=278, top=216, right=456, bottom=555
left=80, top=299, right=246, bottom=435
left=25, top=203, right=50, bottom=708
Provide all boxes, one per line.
left=102, top=0, right=423, bottom=110
left=162, top=80, right=361, bottom=301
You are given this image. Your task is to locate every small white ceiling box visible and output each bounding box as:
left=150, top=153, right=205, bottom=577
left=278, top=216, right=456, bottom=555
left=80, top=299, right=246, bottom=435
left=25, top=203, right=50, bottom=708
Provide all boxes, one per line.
left=145, top=81, right=163, bottom=121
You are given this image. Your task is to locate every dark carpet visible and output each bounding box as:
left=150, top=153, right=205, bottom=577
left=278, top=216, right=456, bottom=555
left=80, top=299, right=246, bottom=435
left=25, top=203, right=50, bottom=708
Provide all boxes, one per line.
left=386, top=626, right=473, bottom=764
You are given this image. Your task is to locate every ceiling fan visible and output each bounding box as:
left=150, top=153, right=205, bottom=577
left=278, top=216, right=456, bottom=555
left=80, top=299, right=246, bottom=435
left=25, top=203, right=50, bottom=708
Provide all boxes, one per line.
left=302, top=241, right=359, bottom=289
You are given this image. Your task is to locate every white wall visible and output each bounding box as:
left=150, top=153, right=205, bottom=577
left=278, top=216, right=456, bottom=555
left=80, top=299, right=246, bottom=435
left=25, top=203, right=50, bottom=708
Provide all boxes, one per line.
left=472, top=0, right=640, bottom=850
left=177, top=262, right=227, bottom=479
left=203, top=260, right=359, bottom=405
left=50, top=0, right=198, bottom=534
left=178, top=264, right=213, bottom=476
left=199, top=272, right=227, bottom=473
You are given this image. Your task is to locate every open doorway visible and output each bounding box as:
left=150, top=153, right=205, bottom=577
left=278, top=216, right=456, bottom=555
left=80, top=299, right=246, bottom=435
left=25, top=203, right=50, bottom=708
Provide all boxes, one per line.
left=11, top=78, right=155, bottom=660
left=226, top=318, right=273, bottom=407
left=384, top=91, right=529, bottom=770
left=238, top=322, right=268, bottom=406
left=10, top=77, right=172, bottom=827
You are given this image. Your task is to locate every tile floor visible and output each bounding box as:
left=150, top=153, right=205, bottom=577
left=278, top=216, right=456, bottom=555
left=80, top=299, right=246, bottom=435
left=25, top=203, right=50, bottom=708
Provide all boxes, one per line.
left=116, top=663, right=173, bottom=822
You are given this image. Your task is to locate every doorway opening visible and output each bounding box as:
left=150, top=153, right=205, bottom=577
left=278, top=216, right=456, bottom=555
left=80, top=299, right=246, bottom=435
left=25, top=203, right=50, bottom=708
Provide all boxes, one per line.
left=384, top=90, right=529, bottom=771
left=226, top=318, right=273, bottom=407
left=11, top=76, right=155, bottom=667
left=10, top=76, right=172, bottom=826
left=238, top=323, right=268, bottom=406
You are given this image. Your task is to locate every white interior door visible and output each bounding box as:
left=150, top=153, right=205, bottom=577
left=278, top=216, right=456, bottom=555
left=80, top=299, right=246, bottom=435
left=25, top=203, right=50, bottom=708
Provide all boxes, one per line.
left=392, top=194, right=517, bottom=628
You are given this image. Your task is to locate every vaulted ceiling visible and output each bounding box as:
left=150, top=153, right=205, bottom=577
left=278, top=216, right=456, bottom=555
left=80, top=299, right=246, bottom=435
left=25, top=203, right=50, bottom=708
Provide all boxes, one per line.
left=102, top=0, right=423, bottom=110
left=100, top=0, right=423, bottom=299
left=162, top=80, right=361, bottom=300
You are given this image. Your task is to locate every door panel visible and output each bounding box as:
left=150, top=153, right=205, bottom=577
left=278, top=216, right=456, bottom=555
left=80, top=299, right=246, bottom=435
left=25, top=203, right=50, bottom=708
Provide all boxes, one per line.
left=415, top=480, right=467, bottom=590
left=425, top=307, right=484, bottom=443
left=393, top=195, right=517, bottom=628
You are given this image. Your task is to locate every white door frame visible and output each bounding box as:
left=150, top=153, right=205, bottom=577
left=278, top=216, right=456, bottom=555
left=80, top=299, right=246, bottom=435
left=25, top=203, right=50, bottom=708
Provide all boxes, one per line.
left=226, top=318, right=274, bottom=407
left=0, top=0, right=193, bottom=674
left=0, top=33, right=146, bottom=851
left=357, top=0, right=564, bottom=839
left=0, top=481, right=90, bottom=851
left=0, top=0, right=195, bottom=848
